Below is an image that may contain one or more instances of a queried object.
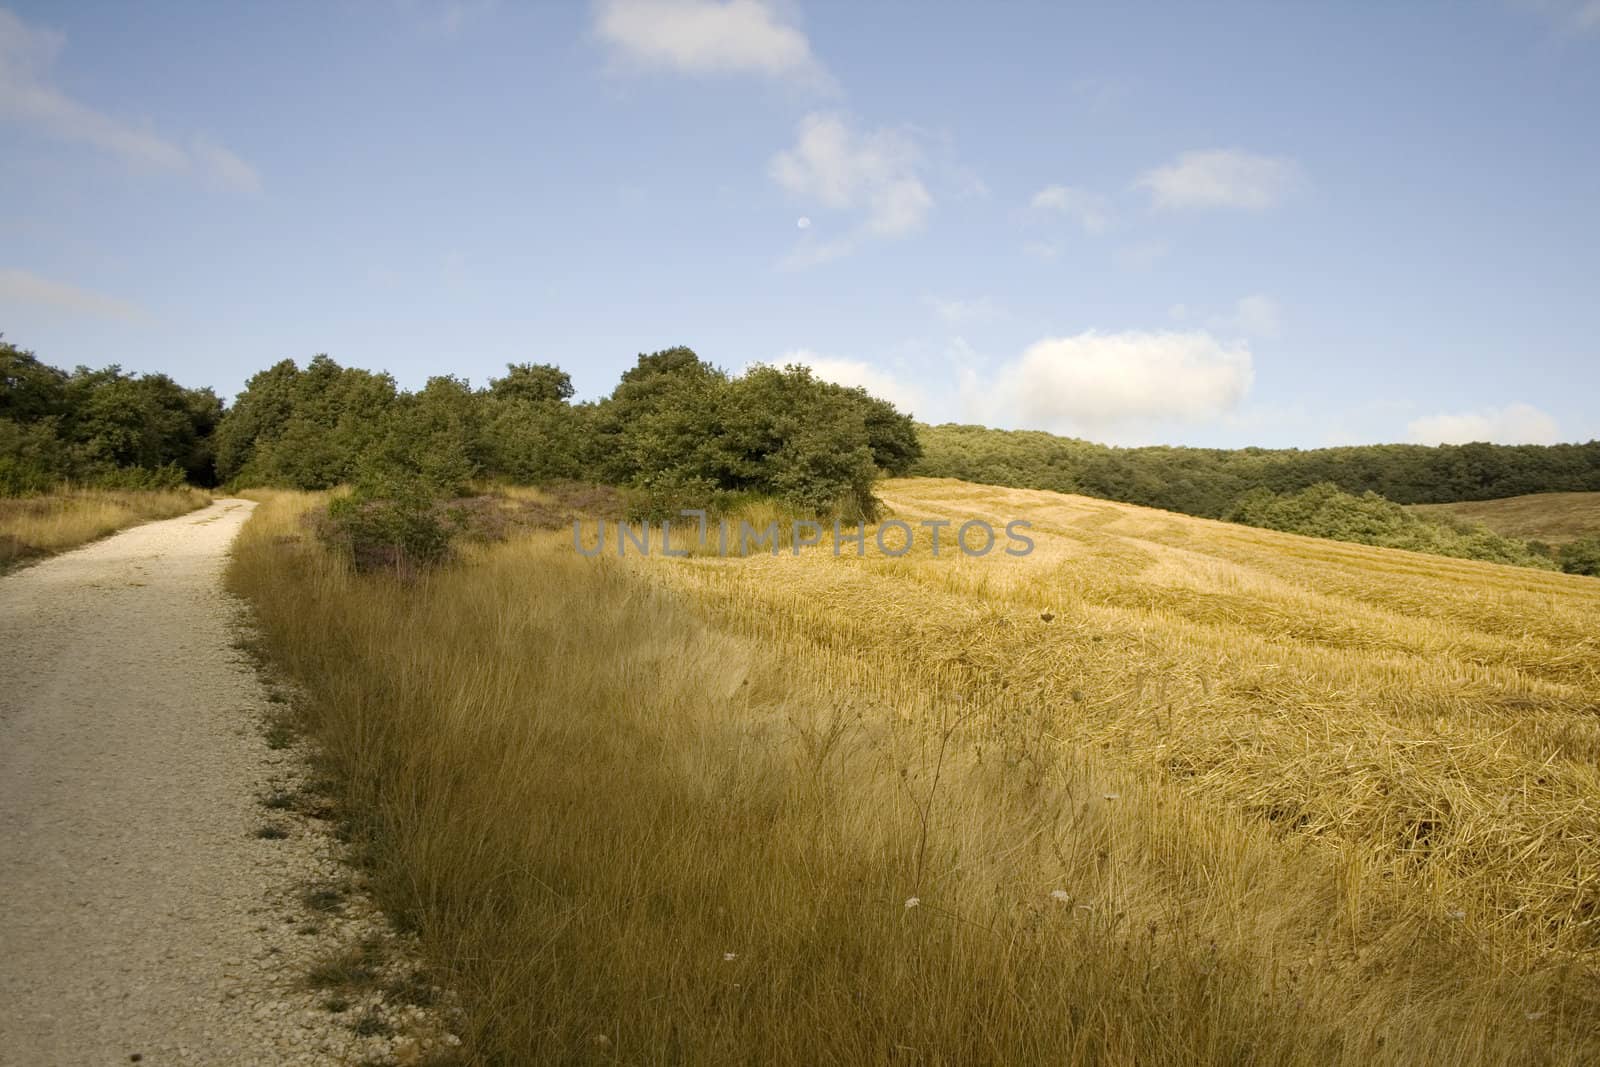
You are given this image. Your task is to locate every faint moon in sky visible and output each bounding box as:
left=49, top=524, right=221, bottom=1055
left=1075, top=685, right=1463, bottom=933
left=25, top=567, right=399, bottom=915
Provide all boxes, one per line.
left=796, top=216, right=811, bottom=229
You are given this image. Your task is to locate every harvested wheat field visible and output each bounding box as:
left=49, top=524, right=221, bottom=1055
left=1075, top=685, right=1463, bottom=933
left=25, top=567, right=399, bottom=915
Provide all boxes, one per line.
left=234, top=478, right=1600, bottom=1066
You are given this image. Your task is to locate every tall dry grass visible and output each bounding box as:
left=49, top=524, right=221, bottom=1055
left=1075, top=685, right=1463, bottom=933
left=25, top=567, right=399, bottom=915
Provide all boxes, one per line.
left=0, top=486, right=212, bottom=570
left=230, top=483, right=1600, bottom=1065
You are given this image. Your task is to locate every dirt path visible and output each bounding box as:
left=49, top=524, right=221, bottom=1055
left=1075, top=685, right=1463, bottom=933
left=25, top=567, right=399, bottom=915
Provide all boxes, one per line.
left=0, top=500, right=447, bottom=1065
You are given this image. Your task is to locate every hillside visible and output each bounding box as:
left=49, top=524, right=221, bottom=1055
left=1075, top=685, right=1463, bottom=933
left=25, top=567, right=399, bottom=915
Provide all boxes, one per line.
left=1410, top=491, right=1600, bottom=545
left=911, top=422, right=1600, bottom=516
left=231, top=476, right=1600, bottom=1065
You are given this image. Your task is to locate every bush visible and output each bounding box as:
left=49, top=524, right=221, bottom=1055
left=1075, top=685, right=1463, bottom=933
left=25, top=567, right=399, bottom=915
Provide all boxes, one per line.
left=1225, top=483, right=1557, bottom=570
left=1558, top=537, right=1600, bottom=577
left=316, top=475, right=453, bottom=575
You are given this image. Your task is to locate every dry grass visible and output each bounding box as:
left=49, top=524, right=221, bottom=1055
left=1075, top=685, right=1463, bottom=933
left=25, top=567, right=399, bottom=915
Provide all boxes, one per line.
left=230, top=480, right=1600, bottom=1065
left=1410, top=491, right=1600, bottom=544
left=0, top=487, right=212, bottom=570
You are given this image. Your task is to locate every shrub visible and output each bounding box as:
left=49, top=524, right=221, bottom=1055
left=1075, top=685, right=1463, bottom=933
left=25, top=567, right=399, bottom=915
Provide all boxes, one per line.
left=1225, top=483, right=1558, bottom=570
left=1558, top=537, right=1600, bottom=577
left=316, top=475, right=453, bottom=575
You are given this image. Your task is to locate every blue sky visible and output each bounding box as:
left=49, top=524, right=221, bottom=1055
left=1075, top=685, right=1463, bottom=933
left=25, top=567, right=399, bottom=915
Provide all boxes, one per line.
left=2, top=1, right=1597, bottom=448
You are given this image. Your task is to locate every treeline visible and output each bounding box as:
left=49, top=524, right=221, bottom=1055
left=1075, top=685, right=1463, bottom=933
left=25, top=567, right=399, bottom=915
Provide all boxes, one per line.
left=3, top=339, right=920, bottom=518
left=219, top=346, right=919, bottom=517
left=1, top=339, right=222, bottom=494
left=913, top=424, right=1600, bottom=517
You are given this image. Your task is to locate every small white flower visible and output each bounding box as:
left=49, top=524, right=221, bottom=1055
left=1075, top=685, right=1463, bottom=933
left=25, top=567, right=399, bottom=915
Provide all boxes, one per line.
left=904, top=896, right=921, bottom=909
left=1526, top=1010, right=1547, bottom=1021
left=1049, top=889, right=1072, bottom=903
left=723, top=952, right=737, bottom=962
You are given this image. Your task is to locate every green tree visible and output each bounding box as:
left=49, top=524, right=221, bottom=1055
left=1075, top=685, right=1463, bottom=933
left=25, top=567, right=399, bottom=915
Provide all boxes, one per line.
left=489, top=362, right=574, bottom=405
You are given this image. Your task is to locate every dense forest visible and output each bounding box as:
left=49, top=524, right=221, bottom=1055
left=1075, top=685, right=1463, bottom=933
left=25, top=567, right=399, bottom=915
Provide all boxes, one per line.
left=4, top=337, right=1598, bottom=574
left=0, top=339, right=222, bottom=494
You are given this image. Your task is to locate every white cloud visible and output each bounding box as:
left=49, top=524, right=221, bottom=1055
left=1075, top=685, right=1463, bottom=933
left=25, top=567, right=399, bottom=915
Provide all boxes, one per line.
left=1030, top=184, right=1112, bottom=233
left=1136, top=149, right=1300, bottom=211
left=0, top=268, right=149, bottom=322
left=1406, top=404, right=1561, bottom=445
left=927, top=296, right=997, bottom=326
left=770, top=349, right=925, bottom=414
left=770, top=113, right=933, bottom=262
left=593, top=0, right=830, bottom=86
left=992, top=330, right=1253, bottom=430
left=1023, top=240, right=1059, bottom=260
left=0, top=7, right=259, bottom=190
left=1209, top=293, right=1282, bottom=338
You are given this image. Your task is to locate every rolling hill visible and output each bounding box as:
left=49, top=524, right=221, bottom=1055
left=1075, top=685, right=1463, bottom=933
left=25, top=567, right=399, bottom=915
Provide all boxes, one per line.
left=1409, top=491, right=1600, bottom=545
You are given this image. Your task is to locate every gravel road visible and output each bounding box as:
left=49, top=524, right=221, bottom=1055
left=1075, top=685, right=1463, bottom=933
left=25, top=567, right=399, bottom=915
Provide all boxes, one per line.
left=0, top=499, right=458, bottom=1066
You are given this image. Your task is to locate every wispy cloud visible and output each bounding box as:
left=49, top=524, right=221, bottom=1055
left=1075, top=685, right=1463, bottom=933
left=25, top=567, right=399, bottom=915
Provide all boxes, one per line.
left=0, top=268, right=150, bottom=322
left=1030, top=184, right=1112, bottom=233
left=771, top=112, right=933, bottom=264
left=927, top=295, right=999, bottom=326
left=1136, top=149, right=1300, bottom=211
left=593, top=0, right=832, bottom=88
left=1407, top=403, right=1561, bottom=445
left=0, top=7, right=260, bottom=191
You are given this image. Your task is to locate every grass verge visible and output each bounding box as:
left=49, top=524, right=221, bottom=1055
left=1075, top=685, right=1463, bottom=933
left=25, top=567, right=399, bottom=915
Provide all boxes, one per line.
left=0, top=486, right=212, bottom=571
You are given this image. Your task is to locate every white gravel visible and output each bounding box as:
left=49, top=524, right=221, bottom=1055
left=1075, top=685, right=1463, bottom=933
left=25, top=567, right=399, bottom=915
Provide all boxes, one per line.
left=0, top=499, right=460, bottom=1066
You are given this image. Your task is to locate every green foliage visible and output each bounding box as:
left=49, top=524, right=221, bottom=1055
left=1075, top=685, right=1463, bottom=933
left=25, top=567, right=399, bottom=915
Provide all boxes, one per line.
left=214, top=355, right=398, bottom=488
left=590, top=347, right=729, bottom=490
left=1557, top=537, right=1600, bottom=577
left=1225, top=483, right=1558, bottom=569
left=585, top=352, right=918, bottom=518
left=319, top=474, right=453, bottom=575
left=488, top=362, right=574, bottom=404
left=718, top=364, right=880, bottom=516
left=0, top=416, right=63, bottom=495
left=914, top=424, right=1600, bottom=517
left=1, top=337, right=221, bottom=494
